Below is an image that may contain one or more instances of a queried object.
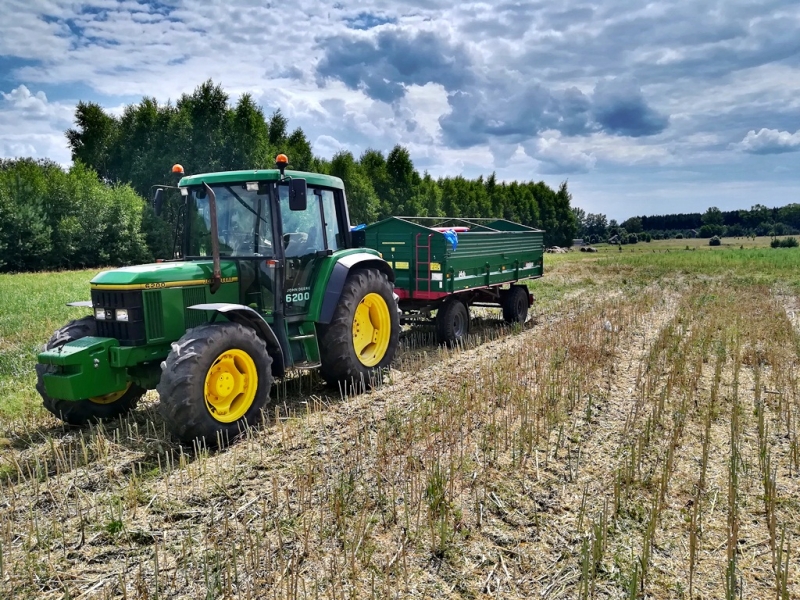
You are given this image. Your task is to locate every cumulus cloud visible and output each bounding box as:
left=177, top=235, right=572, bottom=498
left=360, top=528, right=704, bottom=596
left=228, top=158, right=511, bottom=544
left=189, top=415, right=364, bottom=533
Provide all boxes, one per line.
left=316, top=29, right=472, bottom=103
left=733, top=128, right=800, bottom=154
left=523, top=134, right=597, bottom=174
left=591, top=78, right=669, bottom=137
left=437, top=76, right=667, bottom=151
left=0, top=85, right=73, bottom=163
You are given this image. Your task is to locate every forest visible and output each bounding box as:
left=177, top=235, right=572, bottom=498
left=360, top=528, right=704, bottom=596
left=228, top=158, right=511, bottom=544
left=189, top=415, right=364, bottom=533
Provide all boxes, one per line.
left=0, top=81, right=577, bottom=272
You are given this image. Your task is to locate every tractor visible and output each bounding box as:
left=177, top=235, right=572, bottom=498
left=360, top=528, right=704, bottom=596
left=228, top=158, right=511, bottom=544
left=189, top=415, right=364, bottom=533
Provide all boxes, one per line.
left=36, top=155, right=400, bottom=443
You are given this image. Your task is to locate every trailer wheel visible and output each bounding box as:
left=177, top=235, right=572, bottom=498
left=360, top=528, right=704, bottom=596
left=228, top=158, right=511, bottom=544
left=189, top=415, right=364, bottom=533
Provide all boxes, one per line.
left=502, top=285, right=529, bottom=324
left=157, top=322, right=273, bottom=444
left=318, top=268, right=400, bottom=385
left=436, top=298, right=469, bottom=346
left=36, top=317, right=143, bottom=425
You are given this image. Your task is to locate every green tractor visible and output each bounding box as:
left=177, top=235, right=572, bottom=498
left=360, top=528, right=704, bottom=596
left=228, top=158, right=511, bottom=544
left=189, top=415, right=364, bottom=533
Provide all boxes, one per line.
left=36, top=155, right=400, bottom=443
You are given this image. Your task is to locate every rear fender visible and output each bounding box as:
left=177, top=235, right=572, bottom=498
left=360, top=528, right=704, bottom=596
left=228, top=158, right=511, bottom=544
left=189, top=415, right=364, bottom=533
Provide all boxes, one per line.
left=188, top=303, right=285, bottom=378
left=318, top=253, right=395, bottom=324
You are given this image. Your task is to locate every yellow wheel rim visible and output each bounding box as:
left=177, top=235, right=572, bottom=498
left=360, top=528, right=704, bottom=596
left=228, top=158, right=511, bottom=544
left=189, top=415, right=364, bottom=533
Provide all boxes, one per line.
left=352, top=293, right=392, bottom=367
left=89, top=382, right=131, bottom=405
left=203, top=348, right=258, bottom=423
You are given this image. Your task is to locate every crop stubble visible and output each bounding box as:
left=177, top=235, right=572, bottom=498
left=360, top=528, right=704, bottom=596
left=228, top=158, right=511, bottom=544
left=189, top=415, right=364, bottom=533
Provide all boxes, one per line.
left=0, top=258, right=798, bottom=599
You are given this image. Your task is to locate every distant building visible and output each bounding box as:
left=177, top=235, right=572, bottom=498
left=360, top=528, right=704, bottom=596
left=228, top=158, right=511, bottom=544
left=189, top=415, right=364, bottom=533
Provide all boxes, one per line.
left=573, top=238, right=585, bottom=247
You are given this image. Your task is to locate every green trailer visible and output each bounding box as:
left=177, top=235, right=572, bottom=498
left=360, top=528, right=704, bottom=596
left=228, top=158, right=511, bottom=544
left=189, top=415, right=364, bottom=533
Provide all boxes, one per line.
left=356, top=217, right=544, bottom=344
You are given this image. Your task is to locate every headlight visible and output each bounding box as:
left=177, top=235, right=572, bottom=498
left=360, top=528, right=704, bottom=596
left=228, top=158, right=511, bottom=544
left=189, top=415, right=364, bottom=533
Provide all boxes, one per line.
left=95, top=308, right=106, bottom=320
left=115, top=309, right=129, bottom=322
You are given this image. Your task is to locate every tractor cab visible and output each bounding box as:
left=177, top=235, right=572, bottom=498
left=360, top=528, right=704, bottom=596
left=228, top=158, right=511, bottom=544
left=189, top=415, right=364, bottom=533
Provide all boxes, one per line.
left=178, top=160, right=348, bottom=322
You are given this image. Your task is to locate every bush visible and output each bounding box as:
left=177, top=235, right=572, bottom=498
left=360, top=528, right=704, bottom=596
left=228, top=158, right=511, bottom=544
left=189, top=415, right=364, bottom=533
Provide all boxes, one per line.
left=0, top=159, right=150, bottom=271
left=772, top=237, right=799, bottom=248
left=675, top=233, right=684, bottom=239
left=628, top=233, right=638, bottom=244
left=709, top=236, right=721, bottom=246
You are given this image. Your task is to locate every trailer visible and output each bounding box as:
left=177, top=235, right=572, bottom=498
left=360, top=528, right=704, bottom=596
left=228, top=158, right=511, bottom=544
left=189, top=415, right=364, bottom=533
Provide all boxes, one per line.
left=355, top=217, right=544, bottom=344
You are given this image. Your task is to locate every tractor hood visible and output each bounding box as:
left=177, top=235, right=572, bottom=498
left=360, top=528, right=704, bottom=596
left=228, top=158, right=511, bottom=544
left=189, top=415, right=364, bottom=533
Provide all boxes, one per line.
left=90, top=260, right=239, bottom=290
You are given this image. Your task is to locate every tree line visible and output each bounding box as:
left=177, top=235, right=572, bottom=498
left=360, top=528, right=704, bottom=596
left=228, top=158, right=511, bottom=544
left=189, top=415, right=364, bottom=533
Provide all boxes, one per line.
left=573, top=203, right=800, bottom=245
left=1, top=80, right=579, bottom=271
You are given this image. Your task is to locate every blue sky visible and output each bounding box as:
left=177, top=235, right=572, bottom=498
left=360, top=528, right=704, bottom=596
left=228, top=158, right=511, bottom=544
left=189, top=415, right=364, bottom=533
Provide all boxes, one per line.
left=1, top=0, right=799, bottom=220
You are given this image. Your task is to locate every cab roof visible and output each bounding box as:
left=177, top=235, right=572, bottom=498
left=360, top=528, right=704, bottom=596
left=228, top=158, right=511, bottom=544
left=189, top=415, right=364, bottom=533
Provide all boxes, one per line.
left=179, top=168, right=344, bottom=190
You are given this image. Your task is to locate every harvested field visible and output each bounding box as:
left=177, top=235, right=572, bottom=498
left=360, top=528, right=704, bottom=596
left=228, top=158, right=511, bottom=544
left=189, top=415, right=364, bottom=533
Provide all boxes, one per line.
left=1, top=246, right=799, bottom=598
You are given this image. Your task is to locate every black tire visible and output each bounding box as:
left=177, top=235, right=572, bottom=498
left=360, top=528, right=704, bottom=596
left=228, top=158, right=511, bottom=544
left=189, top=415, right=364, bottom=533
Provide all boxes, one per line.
left=318, top=268, right=400, bottom=385
left=36, top=316, right=143, bottom=425
left=436, top=299, right=469, bottom=346
left=157, top=322, right=273, bottom=444
left=502, top=285, right=529, bottom=324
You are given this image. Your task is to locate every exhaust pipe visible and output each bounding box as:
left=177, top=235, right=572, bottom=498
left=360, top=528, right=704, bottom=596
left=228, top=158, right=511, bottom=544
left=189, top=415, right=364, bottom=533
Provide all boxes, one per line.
left=203, top=182, right=222, bottom=294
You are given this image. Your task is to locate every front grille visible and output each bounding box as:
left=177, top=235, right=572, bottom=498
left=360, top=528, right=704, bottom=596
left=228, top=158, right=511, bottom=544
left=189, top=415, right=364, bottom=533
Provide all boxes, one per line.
left=144, top=291, right=164, bottom=339
left=91, top=289, right=147, bottom=346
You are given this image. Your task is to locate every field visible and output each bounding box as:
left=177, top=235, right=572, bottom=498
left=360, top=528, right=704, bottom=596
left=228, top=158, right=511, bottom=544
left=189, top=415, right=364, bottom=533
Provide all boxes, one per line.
left=1, top=239, right=800, bottom=598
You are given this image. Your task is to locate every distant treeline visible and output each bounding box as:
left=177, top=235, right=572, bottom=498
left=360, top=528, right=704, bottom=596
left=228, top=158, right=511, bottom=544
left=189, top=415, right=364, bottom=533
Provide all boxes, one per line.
left=1, top=80, right=578, bottom=272
left=574, top=203, right=800, bottom=245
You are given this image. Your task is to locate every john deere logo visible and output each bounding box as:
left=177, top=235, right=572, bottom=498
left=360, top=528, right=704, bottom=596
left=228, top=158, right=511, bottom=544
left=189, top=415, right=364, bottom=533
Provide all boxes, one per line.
left=105, top=309, right=114, bottom=320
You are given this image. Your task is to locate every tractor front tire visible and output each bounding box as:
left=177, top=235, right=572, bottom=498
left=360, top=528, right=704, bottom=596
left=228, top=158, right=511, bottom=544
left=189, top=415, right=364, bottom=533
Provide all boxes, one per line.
left=157, top=322, right=273, bottom=445
left=435, top=298, right=469, bottom=346
left=318, top=268, right=400, bottom=386
left=502, top=285, right=530, bottom=324
left=36, top=316, right=143, bottom=425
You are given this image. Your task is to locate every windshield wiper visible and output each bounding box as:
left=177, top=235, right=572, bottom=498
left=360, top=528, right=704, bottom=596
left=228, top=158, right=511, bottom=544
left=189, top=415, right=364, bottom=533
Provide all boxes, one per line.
left=224, top=185, right=271, bottom=226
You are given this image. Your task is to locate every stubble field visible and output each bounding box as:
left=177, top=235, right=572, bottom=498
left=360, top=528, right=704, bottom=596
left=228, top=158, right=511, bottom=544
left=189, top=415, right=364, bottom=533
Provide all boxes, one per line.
left=1, top=241, right=799, bottom=599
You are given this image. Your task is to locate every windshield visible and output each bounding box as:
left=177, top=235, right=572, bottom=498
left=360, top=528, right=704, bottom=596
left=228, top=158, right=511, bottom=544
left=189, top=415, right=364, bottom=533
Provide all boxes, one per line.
left=187, top=184, right=274, bottom=257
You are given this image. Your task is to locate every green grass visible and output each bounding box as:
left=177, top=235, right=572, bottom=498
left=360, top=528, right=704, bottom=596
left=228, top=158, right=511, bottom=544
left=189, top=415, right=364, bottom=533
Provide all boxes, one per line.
left=0, top=269, right=99, bottom=419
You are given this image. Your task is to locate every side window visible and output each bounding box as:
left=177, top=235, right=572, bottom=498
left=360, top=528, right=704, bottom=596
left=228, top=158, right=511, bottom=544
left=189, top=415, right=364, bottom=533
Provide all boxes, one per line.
left=320, top=189, right=341, bottom=251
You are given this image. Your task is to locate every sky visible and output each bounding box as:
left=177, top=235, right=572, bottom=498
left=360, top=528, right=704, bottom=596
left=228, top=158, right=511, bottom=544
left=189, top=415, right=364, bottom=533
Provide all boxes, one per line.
left=0, top=1, right=799, bottom=221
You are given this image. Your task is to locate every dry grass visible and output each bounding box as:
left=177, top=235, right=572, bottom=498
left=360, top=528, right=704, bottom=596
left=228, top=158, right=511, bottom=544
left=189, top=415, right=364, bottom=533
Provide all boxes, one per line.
left=1, top=253, right=799, bottom=599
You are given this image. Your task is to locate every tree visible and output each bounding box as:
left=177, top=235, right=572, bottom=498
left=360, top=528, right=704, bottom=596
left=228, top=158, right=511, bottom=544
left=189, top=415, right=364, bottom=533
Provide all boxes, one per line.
left=621, top=216, right=643, bottom=234
left=329, top=150, right=379, bottom=225
left=702, top=206, right=724, bottom=227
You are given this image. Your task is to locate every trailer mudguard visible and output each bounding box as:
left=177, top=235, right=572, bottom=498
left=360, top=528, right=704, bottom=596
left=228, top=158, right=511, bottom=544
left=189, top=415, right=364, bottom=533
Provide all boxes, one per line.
left=188, top=303, right=285, bottom=378
left=317, top=253, right=395, bottom=324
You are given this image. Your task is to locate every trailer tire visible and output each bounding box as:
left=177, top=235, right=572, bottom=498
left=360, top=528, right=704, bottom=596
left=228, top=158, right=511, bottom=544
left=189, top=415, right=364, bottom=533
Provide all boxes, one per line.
left=502, top=285, right=529, bottom=324
left=157, top=322, right=273, bottom=445
left=36, top=317, right=143, bottom=425
left=436, top=298, right=469, bottom=347
left=318, top=268, right=399, bottom=386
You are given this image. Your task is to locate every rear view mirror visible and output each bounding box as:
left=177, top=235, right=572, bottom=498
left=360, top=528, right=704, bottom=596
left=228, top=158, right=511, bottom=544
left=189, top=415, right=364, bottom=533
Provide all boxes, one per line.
left=289, top=178, right=307, bottom=211
left=153, top=188, right=164, bottom=216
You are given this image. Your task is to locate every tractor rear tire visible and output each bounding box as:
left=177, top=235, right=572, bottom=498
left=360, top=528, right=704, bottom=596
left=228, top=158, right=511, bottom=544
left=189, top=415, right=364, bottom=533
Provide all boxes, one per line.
left=157, top=322, right=273, bottom=445
left=318, top=268, right=399, bottom=386
left=502, top=285, right=529, bottom=324
left=36, top=316, right=143, bottom=425
left=436, top=298, right=469, bottom=347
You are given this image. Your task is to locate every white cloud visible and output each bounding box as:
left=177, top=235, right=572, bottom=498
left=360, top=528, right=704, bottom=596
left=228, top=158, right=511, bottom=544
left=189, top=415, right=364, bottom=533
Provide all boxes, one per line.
left=0, top=85, right=73, bottom=164
left=733, top=128, right=800, bottom=154
left=523, top=134, right=596, bottom=174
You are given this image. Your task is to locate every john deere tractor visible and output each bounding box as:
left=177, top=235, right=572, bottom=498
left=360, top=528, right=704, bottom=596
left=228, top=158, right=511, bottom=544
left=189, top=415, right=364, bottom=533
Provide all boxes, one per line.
left=36, top=155, right=400, bottom=443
